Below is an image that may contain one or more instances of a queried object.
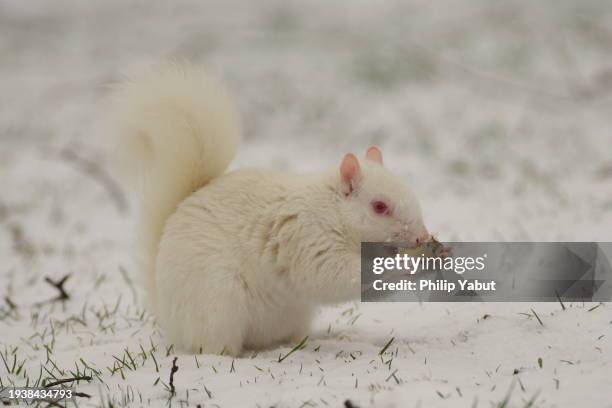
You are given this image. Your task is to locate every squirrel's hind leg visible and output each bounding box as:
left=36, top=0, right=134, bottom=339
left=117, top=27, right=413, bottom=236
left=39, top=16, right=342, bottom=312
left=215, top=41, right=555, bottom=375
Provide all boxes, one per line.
left=243, top=304, right=314, bottom=350
left=285, top=307, right=314, bottom=344
left=191, top=299, right=247, bottom=356
left=156, top=268, right=249, bottom=356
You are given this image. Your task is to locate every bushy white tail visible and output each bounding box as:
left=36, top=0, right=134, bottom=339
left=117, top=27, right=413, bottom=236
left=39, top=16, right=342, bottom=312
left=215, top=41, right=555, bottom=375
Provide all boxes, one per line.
left=106, top=63, right=241, bottom=306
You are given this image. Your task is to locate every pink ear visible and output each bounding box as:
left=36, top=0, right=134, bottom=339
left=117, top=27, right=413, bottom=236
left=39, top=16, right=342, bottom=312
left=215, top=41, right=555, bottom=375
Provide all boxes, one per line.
left=340, top=153, right=361, bottom=194
left=365, top=146, right=383, bottom=164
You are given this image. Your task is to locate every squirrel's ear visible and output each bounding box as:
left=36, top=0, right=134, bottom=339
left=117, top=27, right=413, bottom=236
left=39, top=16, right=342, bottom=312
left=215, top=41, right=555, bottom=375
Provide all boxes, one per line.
left=365, top=146, right=383, bottom=165
left=340, top=153, right=361, bottom=195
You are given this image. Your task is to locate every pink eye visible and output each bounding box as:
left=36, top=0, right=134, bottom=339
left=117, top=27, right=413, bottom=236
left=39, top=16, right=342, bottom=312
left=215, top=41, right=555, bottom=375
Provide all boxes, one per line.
left=371, top=200, right=390, bottom=216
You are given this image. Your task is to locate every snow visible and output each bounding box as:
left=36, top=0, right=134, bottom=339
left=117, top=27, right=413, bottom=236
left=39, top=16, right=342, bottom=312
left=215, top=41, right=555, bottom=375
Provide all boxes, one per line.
left=1, top=0, right=611, bottom=407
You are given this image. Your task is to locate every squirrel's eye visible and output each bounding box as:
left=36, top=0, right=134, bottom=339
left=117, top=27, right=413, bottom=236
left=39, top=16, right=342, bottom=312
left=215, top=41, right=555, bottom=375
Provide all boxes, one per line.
left=371, top=200, right=390, bottom=216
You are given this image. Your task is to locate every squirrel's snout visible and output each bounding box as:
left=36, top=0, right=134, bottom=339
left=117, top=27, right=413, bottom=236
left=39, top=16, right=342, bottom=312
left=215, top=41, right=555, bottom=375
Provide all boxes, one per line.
left=392, top=225, right=430, bottom=245
left=416, top=230, right=431, bottom=245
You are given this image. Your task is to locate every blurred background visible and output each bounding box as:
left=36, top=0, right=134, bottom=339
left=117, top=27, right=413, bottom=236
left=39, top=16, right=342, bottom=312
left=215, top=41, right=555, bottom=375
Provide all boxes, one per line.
left=2, top=0, right=612, bottom=273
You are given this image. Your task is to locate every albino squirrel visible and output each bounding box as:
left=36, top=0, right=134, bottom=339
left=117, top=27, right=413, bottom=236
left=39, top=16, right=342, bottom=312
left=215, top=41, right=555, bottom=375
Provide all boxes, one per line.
left=108, top=63, right=430, bottom=356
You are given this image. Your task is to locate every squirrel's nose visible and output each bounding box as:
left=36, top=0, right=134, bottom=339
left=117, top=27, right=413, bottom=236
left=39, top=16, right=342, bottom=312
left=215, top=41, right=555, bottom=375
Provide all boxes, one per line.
left=394, top=225, right=430, bottom=244
left=415, top=230, right=431, bottom=245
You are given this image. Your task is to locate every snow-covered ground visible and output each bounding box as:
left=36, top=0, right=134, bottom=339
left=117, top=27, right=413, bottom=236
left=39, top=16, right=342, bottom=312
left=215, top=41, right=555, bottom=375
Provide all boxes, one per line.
left=1, top=1, right=611, bottom=407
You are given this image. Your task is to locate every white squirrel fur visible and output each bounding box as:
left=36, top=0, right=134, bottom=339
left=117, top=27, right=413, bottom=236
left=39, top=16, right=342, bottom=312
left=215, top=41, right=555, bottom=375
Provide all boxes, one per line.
left=108, top=63, right=429, bottom=356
